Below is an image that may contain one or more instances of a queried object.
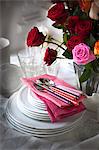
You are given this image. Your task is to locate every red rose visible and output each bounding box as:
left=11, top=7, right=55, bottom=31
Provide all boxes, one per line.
left=75, top=20, right=93, bottom=39
left=44, top=47, right=57, bottom=66
left=27, top=27, right=45, bottom=47
left=68, top=16, right=79, bottom=34
left=66, top=35, right=84, bottom=51
left=47, top=3, right=66, bottom=21
left=55, top=10, right=69, bottom=25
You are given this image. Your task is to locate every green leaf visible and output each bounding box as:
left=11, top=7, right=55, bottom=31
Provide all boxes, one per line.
left=63, top=33, right=67, bottom=44
left=79, top=68, right=92, bottom=83
left=52, top=23, right=64, bottom=29
left=73, top=6, right=82, bottom=16
left=85, top=34, right=96, bottom=48
left=92, top=20, right=99, bottom=40
left=85, top=62, right=93, bottom=70
left=92, top=59, right=99, bottom=73
left=47, top=35, right=53, bottom=42
left=62, top=50, right=73, bottom=59
left=89, top=34, right=96, bottom=47
left=80, top=12, right=89, bottom=20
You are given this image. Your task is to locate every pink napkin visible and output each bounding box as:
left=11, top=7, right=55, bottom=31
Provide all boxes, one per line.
left=21, top=74, right=86, bottom=122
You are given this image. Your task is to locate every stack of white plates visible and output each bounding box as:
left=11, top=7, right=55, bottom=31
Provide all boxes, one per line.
left=28, top=88, right=47, bottom=111
left=6, top=86, right=85, bottom=137
left=17, top=86, right=49, bottom=121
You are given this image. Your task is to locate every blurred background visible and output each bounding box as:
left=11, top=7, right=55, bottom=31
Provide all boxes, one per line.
left=0, top=0, right=51, bottom=53
left=0, top=0, right=52, bottom=96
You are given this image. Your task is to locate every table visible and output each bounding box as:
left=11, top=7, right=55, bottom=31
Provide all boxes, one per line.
left=0, top=54, right=98, bottom=149
left=0, top=93, right=99, bottom=150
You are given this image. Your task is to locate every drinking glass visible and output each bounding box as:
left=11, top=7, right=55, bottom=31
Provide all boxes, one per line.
left=17, top=47, right=46, bottom=77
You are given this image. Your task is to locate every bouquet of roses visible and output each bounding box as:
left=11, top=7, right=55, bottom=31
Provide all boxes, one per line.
left=26, top=0, right=99, bottom=85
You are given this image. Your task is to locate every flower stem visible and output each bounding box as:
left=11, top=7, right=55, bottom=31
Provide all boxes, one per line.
left=56, top=57, right=65, bottom=59
left=44, top=40, right=66, bottom=51
left=51, top=38, right=62, bottom=44
left=56, top=42, right=64, bottom=51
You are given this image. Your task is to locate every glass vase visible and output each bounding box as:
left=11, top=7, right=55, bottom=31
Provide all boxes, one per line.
left=73, top=62, right=99, bottom=96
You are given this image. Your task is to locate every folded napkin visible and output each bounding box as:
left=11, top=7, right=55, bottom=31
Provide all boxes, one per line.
left=21, top=74, right=86, bottom=122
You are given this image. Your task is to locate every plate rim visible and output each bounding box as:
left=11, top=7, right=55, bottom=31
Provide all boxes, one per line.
left=6, top=91, right=86, bottom=131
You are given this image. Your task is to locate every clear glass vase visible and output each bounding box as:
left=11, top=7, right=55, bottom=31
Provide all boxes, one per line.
left=73, top=62, right=99, bottom=96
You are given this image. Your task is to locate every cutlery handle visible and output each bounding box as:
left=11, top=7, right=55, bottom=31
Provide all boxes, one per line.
left=50, top=86, right=79, bottom=106
left=45, top=87, right=72, bottom=105
left=52, top=85, right=82, bottom=97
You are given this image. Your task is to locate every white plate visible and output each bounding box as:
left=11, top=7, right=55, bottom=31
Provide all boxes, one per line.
left=17, top=86, right=48, bottom=116
left=0, top=63, right=23, bottom=95
left=17, top=103, right=49, bottom=119
left=27, top=88, right=47, bottom=111
left=28, top=88, right=47, bottom=109
left=7, top=116, right=79, bottom=138
left=28, top=97, right=47, bottom=110
left=6, top=117, right=75, bottom=138
left=29, top=102, right=47, bottom=110
left=6, top=110, right=70, bottom=133
left=6, top=92, right=85, bottom=132
left=16, top=103, right=50, bottom=121
left=6, top=104, right=82, bottom=136
left=6, top=112, right=73, bottom=136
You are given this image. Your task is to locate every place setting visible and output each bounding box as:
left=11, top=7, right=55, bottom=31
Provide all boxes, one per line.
left=6, top=94, right=85, bottom=138
left=6, top=73, right=87, bottom=138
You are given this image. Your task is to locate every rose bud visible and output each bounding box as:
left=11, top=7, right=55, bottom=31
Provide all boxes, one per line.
left=44, top=47, right=57, bottom=66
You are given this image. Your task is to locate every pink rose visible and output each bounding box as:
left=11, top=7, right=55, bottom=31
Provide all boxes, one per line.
left=72, top=43, right=96, bottom=65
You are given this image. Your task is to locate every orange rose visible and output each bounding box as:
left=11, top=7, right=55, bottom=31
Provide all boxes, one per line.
left=79, top=0, right=92, bottom=13
left=94, top=41, right=99, bottom=55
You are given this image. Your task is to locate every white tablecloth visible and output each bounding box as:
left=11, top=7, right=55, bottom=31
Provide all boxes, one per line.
left=0, top=93, right=99, bottom=150
left=0, top=56, right=96, bottom=149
